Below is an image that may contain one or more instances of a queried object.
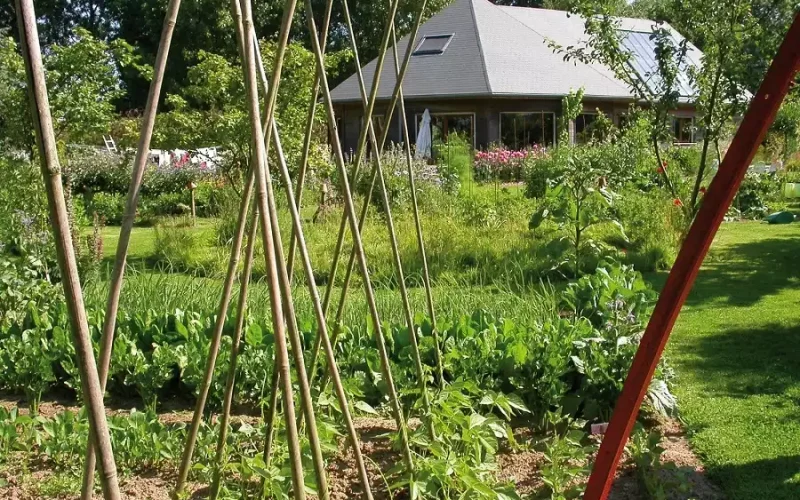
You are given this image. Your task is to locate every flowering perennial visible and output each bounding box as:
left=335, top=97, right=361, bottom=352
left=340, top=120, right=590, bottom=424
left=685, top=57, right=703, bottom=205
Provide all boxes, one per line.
left=473, top=146, right=547, bottom=182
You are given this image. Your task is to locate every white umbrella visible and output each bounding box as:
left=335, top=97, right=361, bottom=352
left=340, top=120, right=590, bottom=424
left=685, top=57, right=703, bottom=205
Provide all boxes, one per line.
left=415, top=109, right=432, bottom=160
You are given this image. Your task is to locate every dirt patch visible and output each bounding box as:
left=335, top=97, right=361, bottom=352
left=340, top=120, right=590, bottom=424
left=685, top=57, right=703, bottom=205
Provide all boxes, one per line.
left=0, top=397, right=722, bottom=499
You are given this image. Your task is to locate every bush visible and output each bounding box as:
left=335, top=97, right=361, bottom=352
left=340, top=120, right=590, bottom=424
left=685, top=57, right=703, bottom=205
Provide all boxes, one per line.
left=85, top=192, right=125, bottom=225
left=731, top=172, right=781, bottom=219
left=434, top=133, right=472, bottom=193
left=613, top=189, right=682, bottom=271
left=353, top=145, right=431, bottom=211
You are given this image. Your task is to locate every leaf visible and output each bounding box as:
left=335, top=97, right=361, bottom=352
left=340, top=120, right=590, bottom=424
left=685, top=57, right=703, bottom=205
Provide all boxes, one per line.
left=570, top=355, right=585, bottom=374
left=246, top=323, right=263, bottom=346
left=528, top=207, right=549, bottom=230
left=354, top=401, right=378, bottom=415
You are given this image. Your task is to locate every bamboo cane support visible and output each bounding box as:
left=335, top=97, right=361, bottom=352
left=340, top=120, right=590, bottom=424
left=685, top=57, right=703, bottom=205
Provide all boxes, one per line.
left=286, top=0, right=335, bottom=281
left=15, top=1, right=121, bottom=498
left=210, top=207, right=258, bottom=500
left=253, top=38, right=374, bottom=498
left=388, top=17, right=444, bottom=386
left=248, top=40, right=330, bottom=500
left=81, top=2, right=183, bottom=497
left=319, top=0, right=401, bottom=315
left=309, top=0, right=429, bottom=389
left=337, top=0, right=431, bottom=418
left=304, top=0, right=414, bottom=473
left=239, top=0, right=307, bottom=496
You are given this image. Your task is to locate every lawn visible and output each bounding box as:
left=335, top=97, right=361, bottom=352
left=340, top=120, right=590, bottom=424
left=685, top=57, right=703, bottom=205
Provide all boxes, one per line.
left=657, top=220, right=800, bottom=499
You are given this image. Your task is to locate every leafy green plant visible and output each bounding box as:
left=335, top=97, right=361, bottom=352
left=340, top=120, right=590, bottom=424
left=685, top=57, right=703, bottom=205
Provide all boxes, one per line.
left=629, top=424, right=691, bottom=500
left=529, top=146, right=626, bottom=277
left=538, top=410, right=592, bottom=500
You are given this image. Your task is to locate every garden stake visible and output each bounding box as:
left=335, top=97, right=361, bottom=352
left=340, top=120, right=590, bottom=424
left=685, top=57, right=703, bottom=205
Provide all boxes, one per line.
left=15, top=0, right=121, bottom=498
left=81, top=1, right=183, bottom=497
left=286, top=0, right=335, bottom=281
left=388, top=20, right=444, bottom=386
left=238, top=0, right=308, bottom=497
left=210, top=207, right=258, bottom=500
left=308, top=0, right=428, bottom=388
left=319, top=0, right=401, bottom=315
left=253, top=34, right=375, bottom=498
left=250, top=35, right=330, bottom=500
left=584, top=12, right=800, bottom=500
left=304, top=0, right=415, bottom=474
left=174, top=167, right=256, bottom=496
left=337, top=0, right=433, bottom=422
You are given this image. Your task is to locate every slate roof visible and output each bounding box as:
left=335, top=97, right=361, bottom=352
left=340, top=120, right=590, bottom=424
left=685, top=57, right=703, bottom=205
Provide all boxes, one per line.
left=330, top=0, right=702, bottom=103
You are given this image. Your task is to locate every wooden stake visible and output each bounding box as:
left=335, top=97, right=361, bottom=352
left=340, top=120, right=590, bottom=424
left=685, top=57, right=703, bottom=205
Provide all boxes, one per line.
left=239, top=0, right=307, bottom=496
left=254, top=37, right=374, bottom=498
left=15, top=1, right=121, bottom=498
left=82, top=2, right=182, bottom=496
left=286, top=0, right=335, bottom=281
left=304, top=0, right=415, bottom=473
left=583, top=13, right=800, bottom=499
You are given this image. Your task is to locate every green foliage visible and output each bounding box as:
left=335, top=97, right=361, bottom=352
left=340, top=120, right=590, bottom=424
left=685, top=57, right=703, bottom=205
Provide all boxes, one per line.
left=0, top=28, right=150, bottom=149
left=730, top=172, right=782, bottom=220
left=433, top=132, right=472, bottom=193
left=85, top=192, right=126, bottom=225
left=538, top=411, right=592, bottom=500
left=152, top=218, right=202, bottom=272
left=529, top=146, right=626, bottom=277
left=613, top=189, right=681, bottom=271
left=629, top=424, right=691, bottom=499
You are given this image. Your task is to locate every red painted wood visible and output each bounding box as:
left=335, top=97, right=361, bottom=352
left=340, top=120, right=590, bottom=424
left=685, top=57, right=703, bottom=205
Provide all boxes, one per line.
left=584, top=13, right=800, bottom=500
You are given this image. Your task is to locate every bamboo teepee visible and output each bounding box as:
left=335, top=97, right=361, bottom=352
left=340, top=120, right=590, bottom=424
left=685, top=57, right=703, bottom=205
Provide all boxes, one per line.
left=16, top=0, right=443, bottom=497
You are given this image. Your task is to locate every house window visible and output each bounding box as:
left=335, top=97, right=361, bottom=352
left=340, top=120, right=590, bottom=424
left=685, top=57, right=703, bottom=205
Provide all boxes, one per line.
left=672, top=117, right=695, bottom=144
left=413, top=34, right=454, bottom=56
left=575, top=113, right=598, bottom=144
left=416, top=112, right=475, bottom=146
left=500, top=112, right=555, bottom=149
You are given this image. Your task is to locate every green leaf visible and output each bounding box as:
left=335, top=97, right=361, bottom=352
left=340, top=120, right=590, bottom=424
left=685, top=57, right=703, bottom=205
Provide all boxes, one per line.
left=529, top=207, right=549, bottom=230
left=354, top=401, right=378, bottom=415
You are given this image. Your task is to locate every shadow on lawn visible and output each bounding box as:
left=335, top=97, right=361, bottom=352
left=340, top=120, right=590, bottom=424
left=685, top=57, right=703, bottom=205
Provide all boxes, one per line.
left=706, top=454, right=800, bottom=500
left=677, top=321, right=800, bottom=401
left=647, top=231, right=800, bottom=307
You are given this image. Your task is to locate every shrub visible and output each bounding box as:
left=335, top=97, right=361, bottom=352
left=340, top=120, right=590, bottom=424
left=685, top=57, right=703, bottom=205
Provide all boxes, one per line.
left=613, top=189, right=681, bottom=271
left=731, top=172, right=781, bottom=219
left=85, top=192, right=125, bottom=224
left=434, top=133, right=472, bottom=193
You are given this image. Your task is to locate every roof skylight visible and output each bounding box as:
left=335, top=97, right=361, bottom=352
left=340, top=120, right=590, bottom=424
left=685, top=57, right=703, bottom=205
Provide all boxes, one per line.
left=413, top=34, right=454, bottom=56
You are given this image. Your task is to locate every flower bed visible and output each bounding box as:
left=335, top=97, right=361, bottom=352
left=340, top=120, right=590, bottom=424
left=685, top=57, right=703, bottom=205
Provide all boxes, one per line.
left=473, top=146, right=547, bottom=182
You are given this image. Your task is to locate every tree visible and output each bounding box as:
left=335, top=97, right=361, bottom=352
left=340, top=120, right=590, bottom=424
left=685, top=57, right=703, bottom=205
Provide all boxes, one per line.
left=770, top=93, right=800, bottom=163
left=0, top=28, right=148, bottom=151
left=553, top=0, right=762, bottom=217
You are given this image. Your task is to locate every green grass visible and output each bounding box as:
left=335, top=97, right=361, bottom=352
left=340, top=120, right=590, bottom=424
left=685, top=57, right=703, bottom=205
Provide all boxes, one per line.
left=652, top=220, right=800, bottom=499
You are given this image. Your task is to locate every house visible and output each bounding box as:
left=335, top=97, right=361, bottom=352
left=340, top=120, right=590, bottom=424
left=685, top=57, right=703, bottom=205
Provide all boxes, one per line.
left=330, top=0, right=703, bottom=153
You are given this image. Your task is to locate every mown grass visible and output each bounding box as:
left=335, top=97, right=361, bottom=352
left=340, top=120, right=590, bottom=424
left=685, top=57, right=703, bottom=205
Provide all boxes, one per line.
left=650, top=220, right=800, bottom=499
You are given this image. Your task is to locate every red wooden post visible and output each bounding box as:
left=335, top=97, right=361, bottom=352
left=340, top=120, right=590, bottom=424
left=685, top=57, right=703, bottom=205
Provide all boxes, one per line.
left=584, top=13, right=800, bottom=500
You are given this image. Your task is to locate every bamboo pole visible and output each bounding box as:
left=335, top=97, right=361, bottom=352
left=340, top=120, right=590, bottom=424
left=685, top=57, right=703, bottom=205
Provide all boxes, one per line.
left=308, top=0, right=429, bottom=388
left=81, top=2, right=183, bottom=497
left=303, top=0, right=414, bottom=473
left=286, top=0, right=335, bottom=281
left=319, top=0, right=402, bottom=316
left=250, top=34, right=330, bottom=500
left=337, top=0, right=431, bottom=418
left=253, top=38, right=374, bottom=499
left=388, top=17, right=444, bottom=386
left=210, top=208, right=258, bottom=500
left=174, top=168, right=255, bottom=496
left=15, top=1, right=121, bottom=498
left=238, top=0, right=308, bottom=496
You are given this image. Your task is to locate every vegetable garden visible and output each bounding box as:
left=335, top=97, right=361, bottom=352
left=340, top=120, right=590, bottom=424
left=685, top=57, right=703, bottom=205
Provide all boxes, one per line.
left=1, top=0, right=800, bottom=499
